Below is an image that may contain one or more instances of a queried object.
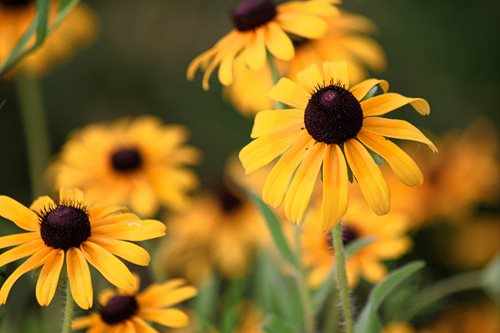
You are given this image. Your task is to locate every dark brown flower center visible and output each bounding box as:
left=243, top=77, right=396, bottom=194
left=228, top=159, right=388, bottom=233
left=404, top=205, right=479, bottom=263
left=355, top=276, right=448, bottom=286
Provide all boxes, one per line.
left=231, top=0, right=277, bottom=32
left=304, top=85, right=363, bottom=144
left=0, top=0, right=31, bottom=7
left=111, top=147, right=143, bottom=173
left=100, top=295, right=138, bottom=325
left=40, top=205, right=91, bottom=250
left=342, top=225, right=359, bottom=247
left=216, top=184, right=243, bottom=213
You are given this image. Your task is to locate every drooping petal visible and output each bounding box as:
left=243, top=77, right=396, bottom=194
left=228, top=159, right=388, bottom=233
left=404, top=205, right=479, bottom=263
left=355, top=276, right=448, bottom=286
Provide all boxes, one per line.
left=284, top=143, right=325, bottom=223
left=218, top=36, right=247, bottom=86
left=0, top=232, right=39, bottom=250
left=321, top=145, right=349, bottom=230
left=268, top=77, right=309, bottom=108
left=81, top=241, right=135, bottom=290
left=296, top=63, right=323, bottom=91
left=350, top=79, right=389, bottom=101
left=0, top=247, right=52, bottom=304
left=344, top=139, right=390, bottom=215
left=88, top=236, right=150, bottom=266
left=0, top=239, right=45, bottom=268
left=137, top=285, right=197, bottom=308
left=243, top=28, right=266, bottom=70
left=357, top=130, right=423, bottom=186
left=278, top=13, right=327, bottom=39
left=361, top=93, right=430, bottom=117
left=262, top=133, right=314, bottom=207
left=36, top=249, right=64, bottom=306
left=264, top=22, right=294, bottom=61
left=362, top=117, right=438, bottom=152
left=92, top=219, right=166, bottom=241
left=239, top=125, right=303, bottom=173
left=29, top=196, right=56, bottom=215
left=0, top=196, right=39, bottom=231
left=66, top=248, right=93, bottom=309
left=251, top=109, right=304, bottom=138
left=323, top=61, right=349, bottom=87
left=139, top=308, right=189, bottom=328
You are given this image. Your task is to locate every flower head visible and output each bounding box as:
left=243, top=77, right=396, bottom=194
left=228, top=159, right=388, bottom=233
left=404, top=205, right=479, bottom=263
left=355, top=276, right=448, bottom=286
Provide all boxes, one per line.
left=0, top=188, right=166, bottom=309
left=51, top=116, right=200, bottom=217
left=239, top=61, right=437, bottom=229
left=187, top=0, right=339, bottom=90
left=72, top=275, right=197, bottom=332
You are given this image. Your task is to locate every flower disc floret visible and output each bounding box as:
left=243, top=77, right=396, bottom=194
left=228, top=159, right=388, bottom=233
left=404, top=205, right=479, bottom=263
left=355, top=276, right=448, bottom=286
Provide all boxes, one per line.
left=111, top=147, right=143, bottom=173
left=232, top=0, right=277, bottom=31
left=100, top=295, right=139, bottom=325
left=40, top=204, right=90, bottom=250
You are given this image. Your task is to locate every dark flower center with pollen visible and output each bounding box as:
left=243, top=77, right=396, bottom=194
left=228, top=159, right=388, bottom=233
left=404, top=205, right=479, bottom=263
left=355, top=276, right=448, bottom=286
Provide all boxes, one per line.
left=40, top=205, right=91, bottom=250
left=304, top=85, right=363, bottom=144
left=231, top=0, right=277, bottom=32
left=100, top=295, right=139, bottom=325
left=0, top=0, right=32, bottom=7
left=111, top=148, right=142, bottom=173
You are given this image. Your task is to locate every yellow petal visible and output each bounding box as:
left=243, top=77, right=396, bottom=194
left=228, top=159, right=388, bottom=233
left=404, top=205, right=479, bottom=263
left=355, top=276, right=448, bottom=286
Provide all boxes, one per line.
left=264, top=22, right=294, bottom=61
left=239, top=125, right=303, bottom=173
left=344, top=139, right=390, bottom=215
left=0, top=247, right=52, bottom=304
left=321, top=145, right=348, bottom=230
left=360, top=257, right=387, bottom=283
left=296, top=63, right=323, bottom=91
left=0, top=196, right=39, bottom=231
left=139, top=308, right=189, bottom=328
left=268, top=77, right=309, bottom=108
left=186, top=47, right=217, bottom=80
left=81, top=241, right=135, bottom=290
left=0, top=232, right=39, bottom=250
left=59, top=188, right=84, bottom=203
left=0, top=239, right=45, bottom=268
left=337, top=35, right=387, bottom=72
left=278, top=13, right=327, bottom=39
left=88, top=235, right=150, bottom=266
left=243, top=28, right=266, bottom=70
left=218, top=42, right=242, bottom=87
left=131, top=317, right=158, bottom=333
left=71, top=314, right=100, bottom=330
left=29, top=196, right=56, bottom=215
left=88, top=204, right=128, bottom=221
left=361, top=93, right=430, bottom=117
left=357, top=130, right=423, bottom=186
left=129, top=182, right=158, bottom=218
left=362, top=117, right=438, bottom=152
left=251, top=109, right=304, bottom=138
left=284, top=143, right=325, bottom=223
left=350, top=79, right=389, bottom=101
left=138, top=284, right=197, bottom=308
left=92, top=219, right=166, bottom=241
left=262, top=133, right=314, bottom=207
left=66, top=248, right=93, bottom=309
left=278, top=0, right=339, bottom=16
left=98, top=289, right=116, bottom=306
left=136, top=279, right=186, bottom=306
left=323, top=61, right=349, bottom=87
left=36, top=249, right=64, bottom=306
left=91, top=212, right=141, bottom=228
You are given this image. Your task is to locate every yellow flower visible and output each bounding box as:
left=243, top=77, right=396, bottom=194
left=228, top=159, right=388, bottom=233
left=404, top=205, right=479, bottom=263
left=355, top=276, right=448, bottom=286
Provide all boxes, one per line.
left=187, top=0, right=339, bottom=90
left=0, top=188, right=166, bottom=309
left=51, top=116, right=200, bottom=217
left=0, top=0, right=97, bottom=76
left=239, top=61, right=436, bottom=229
left=72, top=275, right=196, bottom=332
left=302, top=200, right=412, bottom=287
left=383, top=322, right=417, bottom=333
left=226, top=10, right=386, bottom=115
left=157, top=184, right=268, bottom=285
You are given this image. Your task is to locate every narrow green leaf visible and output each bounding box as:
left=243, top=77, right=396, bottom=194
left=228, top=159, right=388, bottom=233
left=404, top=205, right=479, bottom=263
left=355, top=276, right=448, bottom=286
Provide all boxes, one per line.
left=355, top=261, right=425, bottom=333
left=248, top=192, right=299, bottom=268
left=221, top=277, right=247, bottom=333
left=194, top=277, right=220, bottom=333
left=345, top=237, right=376, bottom=258
left=262, top=315, right=294, bottom=333
left=35, top=0, right=51, bottom=45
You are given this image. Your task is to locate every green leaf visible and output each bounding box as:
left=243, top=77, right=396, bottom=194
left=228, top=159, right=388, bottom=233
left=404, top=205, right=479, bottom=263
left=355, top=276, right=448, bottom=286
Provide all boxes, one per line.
left=248, top=192, right=299, bottom=268
left=262, top=315, right=294, bottom=333
left=481, top=256, right=500, bottom=299
left=355, top=261, right=425, bottom=333
left=35, top=0, right=51, bottom=45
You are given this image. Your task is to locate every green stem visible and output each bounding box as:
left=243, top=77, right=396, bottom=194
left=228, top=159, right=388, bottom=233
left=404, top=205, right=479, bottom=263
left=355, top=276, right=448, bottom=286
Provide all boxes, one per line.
left=14, top=71, right=51, bottom=198
left=293, top=225, right=315, bottom=333
left=331, top=223, right=354, bottom=333
left=322, top=290, right=339, bottom=333
left=61, top=277, right=74, bottom=333
left=267, top=53, right=285, bottom=110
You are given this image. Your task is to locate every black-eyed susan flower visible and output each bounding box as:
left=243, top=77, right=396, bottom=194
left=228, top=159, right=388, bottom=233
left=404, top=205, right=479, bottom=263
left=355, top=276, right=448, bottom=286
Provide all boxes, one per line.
left=0, top=0, right=97, bottom=76
left=302, top=201, right=412, bottom=287
left=187, top=0, right=339, bottom=90
left=51, top=116, right=200, bottom=217
left=72, top=275, right=196, bottom=332
left=0, top=188, right=166, bottom=309
left=226, top=10, right=386, bottom=115
left=239, top=61, right=437, bottom=230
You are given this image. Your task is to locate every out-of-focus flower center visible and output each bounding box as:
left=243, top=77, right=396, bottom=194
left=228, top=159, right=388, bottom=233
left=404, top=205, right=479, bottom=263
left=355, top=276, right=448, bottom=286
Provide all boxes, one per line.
left=304, top=85, right=363, bottom=145
left=40, top=204, right=91, bottom=250
left=0, top=0, right=32, bottom=7
left=110, top=147, right=143, bottom=173
left=342, top=225, right=359, bottom=247
left=231, top=0, right=277, bottom=32
left=100, top=295, right=139, bottom=325
left=216, top=184, right=243, bottom=213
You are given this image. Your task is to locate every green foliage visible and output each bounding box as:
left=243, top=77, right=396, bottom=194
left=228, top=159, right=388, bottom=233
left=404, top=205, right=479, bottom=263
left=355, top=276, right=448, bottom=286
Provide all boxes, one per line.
left=262, top=315, right=294, bottom=333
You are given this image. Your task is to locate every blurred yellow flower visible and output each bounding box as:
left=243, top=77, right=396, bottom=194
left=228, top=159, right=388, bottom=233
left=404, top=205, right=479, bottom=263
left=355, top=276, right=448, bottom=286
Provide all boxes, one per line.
left=157, top=184, right=269, bottom=285
left=0, top=188, right=166, bottom=309
left=73, top=275, right=196, bottom=332
left=239, top=61, right=436, bottom=230
left=187, top=0, right=339, bottom=90
left=51, top=116, right=200, bottom=217
left=383, top=322, right=417, bottom=333
left=0, top=0, right=97, bottom=76
left=302, top=201, right=412, bottom=287
left=226, top=11, right=386, bottom=115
